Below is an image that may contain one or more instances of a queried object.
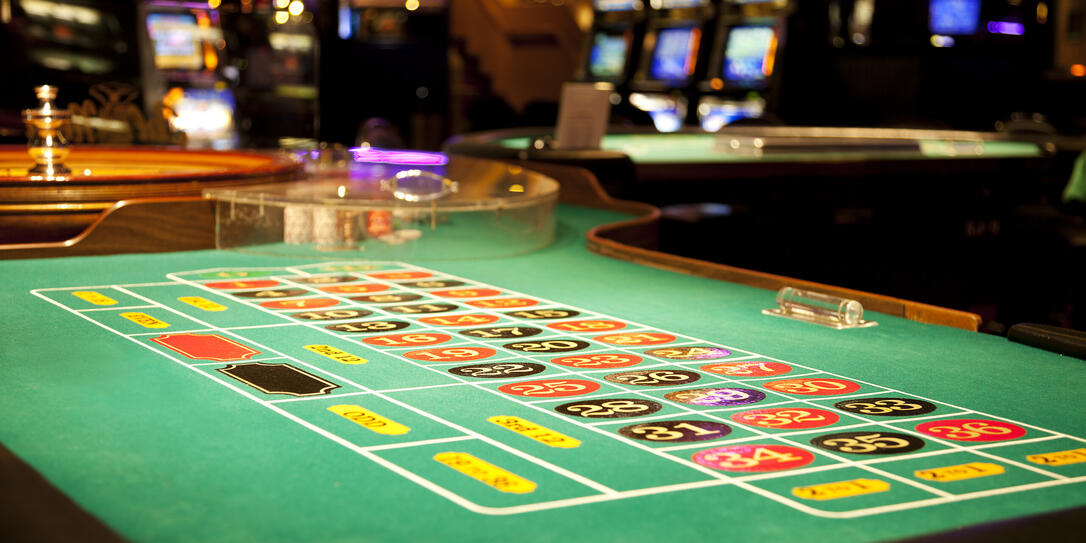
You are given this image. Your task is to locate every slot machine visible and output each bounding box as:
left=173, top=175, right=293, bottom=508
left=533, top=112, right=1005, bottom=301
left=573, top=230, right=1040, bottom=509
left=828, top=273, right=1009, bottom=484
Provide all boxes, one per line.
left=138, top=0, right=237, bottom=149
left=627, top=0, right=716, bottom=131
left=576, top=0, right=647, bottom=92
left=575, top=0, right=648, bottom=127
left=696, top=0, right=789, bottom=131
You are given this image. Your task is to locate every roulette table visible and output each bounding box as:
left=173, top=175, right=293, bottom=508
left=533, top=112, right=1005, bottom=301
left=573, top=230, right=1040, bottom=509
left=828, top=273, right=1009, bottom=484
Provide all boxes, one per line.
left=443, top=126, right=1052, bottom=205
left=0, top=145, right=300, bottom=244
left=0, top=155, right=1083, bottom=542
left=445, top=127, right=1081, bottom=328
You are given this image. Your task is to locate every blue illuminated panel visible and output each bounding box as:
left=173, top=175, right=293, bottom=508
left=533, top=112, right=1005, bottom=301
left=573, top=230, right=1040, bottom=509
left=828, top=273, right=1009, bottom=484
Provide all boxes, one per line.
left=172, top=88, right=237, bottom=149
left=594, top=0, right=641, bottom=11
left=929, top=0, right=981, bottom=35
left=723, top=26, right=775, bottom=87
left=589, top=32, right=630, bottom=79
left=147, top=13, right=202, bottom=70
left=649, top=27, right=699, bottom=83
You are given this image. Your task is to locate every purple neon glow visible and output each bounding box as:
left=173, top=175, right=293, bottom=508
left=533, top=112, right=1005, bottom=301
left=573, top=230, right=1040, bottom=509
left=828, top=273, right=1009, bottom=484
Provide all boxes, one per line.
left=145, top=1, right=216, bottom=9
left=349, top=147, right=450, bottom=166
left=987, top=21, right=1025, bottom=36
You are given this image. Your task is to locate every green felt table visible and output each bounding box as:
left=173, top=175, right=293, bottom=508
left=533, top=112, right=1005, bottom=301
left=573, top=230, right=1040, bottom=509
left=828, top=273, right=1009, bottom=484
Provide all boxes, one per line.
left=1, top=204, right=1084, bottom=543
left=493, top=133, right=1042, bottom=164
left=444, top=127, right=1051, bottom=210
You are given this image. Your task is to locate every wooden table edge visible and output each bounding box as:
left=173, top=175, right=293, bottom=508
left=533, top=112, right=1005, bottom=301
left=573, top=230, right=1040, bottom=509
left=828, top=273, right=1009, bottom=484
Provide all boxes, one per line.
left=520, top=160, right=982, bottom=332
left=0, top=160, right=982, bottom=331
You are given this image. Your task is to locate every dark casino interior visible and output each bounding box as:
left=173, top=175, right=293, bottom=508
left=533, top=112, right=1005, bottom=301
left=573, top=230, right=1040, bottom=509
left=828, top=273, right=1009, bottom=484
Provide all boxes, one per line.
left=4, top=0, right=1085, bottom=335
left=4, top=2, right=1086, bottom=542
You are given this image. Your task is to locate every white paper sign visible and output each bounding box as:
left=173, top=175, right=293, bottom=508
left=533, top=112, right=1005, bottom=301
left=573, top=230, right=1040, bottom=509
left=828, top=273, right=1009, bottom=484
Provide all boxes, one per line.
left=554, top=82, right=613, bottom=150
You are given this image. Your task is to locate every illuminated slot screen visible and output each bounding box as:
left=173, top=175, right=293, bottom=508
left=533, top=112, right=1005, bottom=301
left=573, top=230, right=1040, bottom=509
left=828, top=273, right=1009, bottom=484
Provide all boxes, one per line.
left=171, top=88, right=237, bottom=149
left=588, top=31, right=630, bottom=79
left=722, top=25, right=776, bottom=87
left=929, top=0, right=981, bottom=35
left=593, top=0, right=641, bottom=11
left=649, top=26, right=700, bottom=83
left=147, top=13, right=202, bottom=70
left=656, top=0, right=709, bottom=8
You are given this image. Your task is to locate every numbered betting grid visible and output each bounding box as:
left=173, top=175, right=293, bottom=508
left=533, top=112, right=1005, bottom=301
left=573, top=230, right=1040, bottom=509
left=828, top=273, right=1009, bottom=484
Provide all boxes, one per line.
left=32, top=261, right=1086, bottom=519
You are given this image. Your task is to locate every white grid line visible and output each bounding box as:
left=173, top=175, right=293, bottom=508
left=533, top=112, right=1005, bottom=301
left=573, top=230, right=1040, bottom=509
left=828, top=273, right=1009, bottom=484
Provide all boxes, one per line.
left=112, top=284, right=620, bottom=498
left=30, top=260, right=1086, bottom=519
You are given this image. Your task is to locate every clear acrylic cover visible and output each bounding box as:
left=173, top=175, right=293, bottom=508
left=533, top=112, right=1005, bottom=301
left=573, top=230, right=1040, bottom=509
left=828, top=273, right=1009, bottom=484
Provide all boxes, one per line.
left=204, top=151, right=559, bottom=260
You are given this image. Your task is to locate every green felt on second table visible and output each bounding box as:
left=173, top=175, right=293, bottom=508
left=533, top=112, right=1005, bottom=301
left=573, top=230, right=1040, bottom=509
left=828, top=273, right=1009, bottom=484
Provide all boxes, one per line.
left=1062, top=150, right=1086, bottom=204
left=496, top=133, right=1042, bottom=163
left=0, top=204, right=1083, bottom=542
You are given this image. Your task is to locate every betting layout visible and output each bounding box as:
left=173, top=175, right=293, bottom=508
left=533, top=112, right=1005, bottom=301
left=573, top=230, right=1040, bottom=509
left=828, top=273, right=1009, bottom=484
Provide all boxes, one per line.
left=33, top=262, right=1086, bottom=518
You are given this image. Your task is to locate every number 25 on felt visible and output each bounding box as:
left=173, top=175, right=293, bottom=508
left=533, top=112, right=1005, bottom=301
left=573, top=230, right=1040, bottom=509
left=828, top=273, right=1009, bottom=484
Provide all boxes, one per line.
left=498, top=380, right=600, bottom=398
